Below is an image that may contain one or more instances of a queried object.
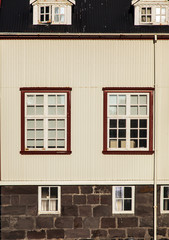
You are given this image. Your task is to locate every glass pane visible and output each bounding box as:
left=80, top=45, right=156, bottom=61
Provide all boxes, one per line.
left=48, top=130, right=56, bottom=139
left=156, top=7, right=160, bottom=14
left=109, top=95, right=117, bottom=105
left=36, top=106, right=44, bottom=115
left=36, top=95, right=44, bottom=104
left=41, top=200, right=49, bottom=211
left=42, top=187, right=49, bottom=198
left=36, top=130, right=44, bottom=139
left=27, top=119, right=35, bottom=129
left=131, top=95, right=138, bottom=104
left=118, top=139, right=126, bottom=148
left=162, top=16, right=166, bottom=22
left=109, top=139, right=117, bottom=148
left=60, top=7, right=64, bottom=14
left=109, top=129, right=117, bottom=138
left=57, top=106, right=65, bottom=115
left=57, top=130, right=65, bottom=139
left=119, top=95, right=126, bottom=104
left=57, top=119, right=65, bottom=129
left=118, top=129, right=126, bottom=138
left=110, top=119, right=117, bottom=128
left=27, top=140, right=35, bottom=148
left=109, top=106, right=117, bottom=115
left=60, top=15, right=65, bottom=23
left=57, top=95, right=65, bottom=104
left=164, top=200, right=169, bottom=210
left=124, top=200, right=131, bottom=211
left=36, top=119, right=43, bottom=129
left=51, top=187, right=58, bottom=198
left=115, top=187, right=123, bottom=198
left=46, top=14, right=49, bottom=21
left=131, top=106, right=138, bottom=115
left=147, top=8, right=151, bottom=14
left=130, top=130, right=138, bottom=138
left=124, top=187, right=131, bottom=198
left=141, top=8, right=146, bottom=14
left=140, top=95, right=147, bottom=104
left=27, top=106, right=35, bottom=115
left=164, top=187, right=169, bottom=198
left=130, top=139, right=138, bottom=148
left=115, top=199, right=123, bottom=211
left=147, top=16, right=151, bottom=22
left=36, top=140, right=44, bottom=148
left=55, top=7, right=59, bottom=14
left=27, top=130, right=35, bottom=139
left=139, top=139, right=147, bottom=148
left=49, top=119, right=56, bottom=129
left=27, top=95, right=35, bottom=105
left=141, top=16, right=146, bottom=22
left=140, top=106, right=147, bottom=115
left=162, top=8, right=166, bottom=14
left=57, top=139, right=65, bottom=148
left=46, top=6, right=49, bottom=13
left=48, top=106, right=56, bottom=115
left=50, top=200, right=57, bottom=211
left=54, top=15, right=60, bottom=22
left=119, top=119, right=126, bottom=128
left=48, top=140, right=56, bottom=148
left=48, top=95, right=56, bottom=105
left=40, top=7, right=44, bottom=13
left=40, top=15, right=44, bottom=22
left=118, top=106, right=126, bottom=115
left=139, top=129, right=147, bottom=138
left=156, top=16, right=160, bottom=23
left=139, top=119, right=147, bottom=128
left=131, top=119, right=138, bottom=128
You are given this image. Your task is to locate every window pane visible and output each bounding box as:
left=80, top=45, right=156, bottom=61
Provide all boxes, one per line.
left=46, top=6, right=49, bottom=13
left=124, top=187, right=131, bottom=198
left=57, top=95, right=65, bottom=104
left=57, top=119, right=65, bottom=129
left=164, top=187, right=169, bottom=198
left=27, top=106, right=35, bottom=115
left=48, top=140, right=56, bottom=148
left=115, top=199, right=123, bottom=211
left=164, top=199, right=169, bottom=210
left=140, top=106, right=147, bottom=115
left=109, top=106, right=117, bottom=115
left=57, top=130, right=65, bottom=139
left=156, top=16, right=160, bottom=23
left=109, top=140, right=117, bottom=148
left=147, top=16, right=151, bottom=22
left=119, top=95, right=126, bottom=104
left=110, top=119, right=117, bottom=128
left=139, top=129, right=147, bottom=138
left=118, top=139, right=126, bottom=148
left=42, top=187, right=49, bottom=198
left=48, top=95, right=56, bottom=105
left=42, top=200, right=49, bottom=211
left=131, top=95, right=138, bottom=104
left=60, top=7, right=64, bottom=14
left=162, top=16, right=166, bottom=22
left=130, top=130, right=138, bottom=138
left=147, top=8, right=151, bottom=14
left=139, top=139, right=147, bottom=148
left=49, top=120, right=56, bottom=129
left=141, top=16, right=146, bottom=22
left=141, top=8, right=146, bottom=14
left=115, top=187, right=123, bottom=198
left=48, top=106, right=56, bottom=115
left=48, top=130, right=56, bottom=139
left=36, top=140, right=44, bottom=148
left=27, top=140, right=35, bottom=148
left=110, top=129, right=117, bottom=138
left=124, top=200, right=131, bottom=211
left=162, top=8, right=166, bottom=14
left=118, top=106, right=126, bottom=115
left=40, top=15, right=44, bottom=22
left=27, top=95, right=35, bottom=105
left=140, top=119, right=147, bottom=128
left=36, top=130, right=44, bottom=139
left=27, top=130, right=35, bottom=139
left=50, top=200, right=57, bottom=211
left=54, top=15, right=60, bottom=22
left=109, top=95, right=117, bottom=105
left=131, top=119, right=138, bottom=128
left=156, top=7, right=160, bottom=14
left=60, top=15, right=65, bottom=23
left=57, top=139, right=65, bottom=148
left=36, top=95, right=44, bottom=104
left=140, top=95, right=147, bottom=104
left=41, top=7, right=44, bottom=13
left=131, top=106, right=138, bottom=115
left=55, top=7, right=59, bottom=14
left=27, top=119, right=35, bottom=129
left=57, top=106, right=65, bottom=115
left=118, top=129, right=126, bottom=138
left=36, top=106, right=44, bottom=115
left=51, top=187, right=58, bottom=198
left=130, top=139, right=138, bottom=148
left=36, top=119, right=43, bottom=129
left=119, top=119, right=126, bottom=128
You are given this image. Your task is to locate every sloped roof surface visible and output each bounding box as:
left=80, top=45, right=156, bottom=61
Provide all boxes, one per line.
left=0, top=0, right=169, bottom=33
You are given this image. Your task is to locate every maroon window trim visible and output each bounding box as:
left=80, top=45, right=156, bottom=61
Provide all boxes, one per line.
left=103, top=88, right=154, bottom=155
left=20, top=87, right=72, bottom=155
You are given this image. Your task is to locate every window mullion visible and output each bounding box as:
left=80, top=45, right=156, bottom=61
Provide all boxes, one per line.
left=126, top=94, right=130, bottom=150
left=44, top=94, right=48, bottom=150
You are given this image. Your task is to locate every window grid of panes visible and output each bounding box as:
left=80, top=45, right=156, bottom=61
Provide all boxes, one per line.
left=156, top=7, right=166, bottom=23
left=113, top=186, right=134, bottom=214
left=40, top=6, right=51, bottom=23
left=107, top=93, right=149, bottom=150
left=25, top=93, right=67, bottom=151
left=54, top=6, right=65, bottom=23
left=141, top=7, right=152, bottom=23
left=161, top=186, right=169, bottom=213
left=39, top=186, right=60, bottom=214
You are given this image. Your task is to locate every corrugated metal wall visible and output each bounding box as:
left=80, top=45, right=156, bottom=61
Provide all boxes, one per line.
left=1, top=40, right=154, bottom=182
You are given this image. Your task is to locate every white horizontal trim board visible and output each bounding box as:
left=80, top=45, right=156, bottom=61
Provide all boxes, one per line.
left=0, top=180, right=154, bottom=186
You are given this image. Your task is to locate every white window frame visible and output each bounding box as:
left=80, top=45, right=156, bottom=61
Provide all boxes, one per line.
left=38, top=186, right=61, bottom=214
left=161, top=186, right=169, bottom=214
left=25, top=93, right=67, bottom=151
left=52, top=5, right=66, bottom=24
left=39, top=5, right=52, bottom=24
left=112, top=186, right=135, bottom=214
left=107, top=93, right=150, bottom=151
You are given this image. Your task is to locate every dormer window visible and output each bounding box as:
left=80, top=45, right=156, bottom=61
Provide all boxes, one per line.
left=30, top=0, right=75, bottom=25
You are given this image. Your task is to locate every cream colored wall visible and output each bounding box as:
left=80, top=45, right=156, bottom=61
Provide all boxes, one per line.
left=1, top=40, right=154, bottom=182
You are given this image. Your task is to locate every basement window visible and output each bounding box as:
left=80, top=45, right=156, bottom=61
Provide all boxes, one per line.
left=161, top=186, right=169, bottom=213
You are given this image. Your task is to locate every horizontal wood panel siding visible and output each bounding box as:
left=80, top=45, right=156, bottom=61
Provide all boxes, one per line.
left=1, top=40, right=154, bottom=181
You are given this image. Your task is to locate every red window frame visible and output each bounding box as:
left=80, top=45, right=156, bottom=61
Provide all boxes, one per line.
left=20, top=87, right=72, bottom=155
left=102, top=87, right=154, bottom=155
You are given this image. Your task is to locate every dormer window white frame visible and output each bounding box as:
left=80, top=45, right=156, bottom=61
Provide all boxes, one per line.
left=132, top=0, right=169, bottom=26
left=39, top=5, right=51, bottom=24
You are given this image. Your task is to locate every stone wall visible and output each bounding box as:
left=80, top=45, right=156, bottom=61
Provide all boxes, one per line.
left=0, top=185, right=168, bottom=240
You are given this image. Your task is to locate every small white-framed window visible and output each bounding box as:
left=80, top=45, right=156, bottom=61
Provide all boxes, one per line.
left=38, top=186, right=61, bottom=214
left=112, top=186, right=135, bottom=214
left=39, top=6, right=51, bottom=23
left=141, top=7, right=152, bottom=23
left=53, top=6, right=65, bottom=24
left=161, top=186, right=169, bottom=213
left=155, top=7, right=166, bottom=23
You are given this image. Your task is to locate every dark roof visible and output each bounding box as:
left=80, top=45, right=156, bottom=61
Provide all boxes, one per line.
left=0, top=0, right=169, bottom=34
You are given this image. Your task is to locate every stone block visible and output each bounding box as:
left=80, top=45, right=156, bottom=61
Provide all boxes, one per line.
left=55, top=217, right=73, bottom=228
left=1, top=217, right=10, bottom=228
left=1, top=230, right=25, bottom=239
left=74, top=195, right=86, bottom=204
left=11, top=195, right=19, bottom=206
left=127, top=228, right=146, bottom=238
left=136, top=205, right=153, bottom=217
left=61, top=195, right=72, bottom=206
left=14, top=217, right=34, bottom=230
left=149, top=228, right=167, bottom=237
left=20, top=194, right=37, bottom=205
left=2, top=206, right=26, bottom=215
left=109, top=229, right=126, bottom=238
left=79, top=206, right=92, bottom=216
left=1, top=196, right=10, bottom=205
left=36, top=217, right=54, bottom=229
left=62, top=205, right=78, bottom=216
left=93, top=205, right=111, bottom=217
left=87, top=195, right=99, bottom=204
left=91, top=229, right=107, bottom=238
left=47, top=229, right=64, bottom=239
left=118, top=217, right=138, bottom=228
left=137, top=186, right=153, bottom=193
left=74, top=217, right=82, bottom=228
left=62, top=186, right=79, bottom=194
left=101, top=217, right=116, bottom=228
left=2, top=186, right=37, bottom=194
left=94, top=186, right=112, bottom=194
left=65, top=229, right=90, bottom=238
left=158, top=215, right=169, bottom=227
left=27, top=230, right=46, bottom=239
left=101, top=195, right=112, bottom=205
left=26, top=205, right=38, bottom=216
left=83, top=217, right=99, bottom=228
left=140, top=216, right=153, bottom=227
left=81, top=186, right=93, bottom=194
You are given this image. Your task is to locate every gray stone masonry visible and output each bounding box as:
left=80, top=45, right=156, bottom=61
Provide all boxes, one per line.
left=0, top=185, right=168, bottom=239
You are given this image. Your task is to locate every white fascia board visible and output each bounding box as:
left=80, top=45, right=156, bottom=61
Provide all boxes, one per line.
left=132, top=0, right=140, bottom=5
left=68, top=0, right=75, bottom=5
left=30, top=0, right=37, bottom=4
